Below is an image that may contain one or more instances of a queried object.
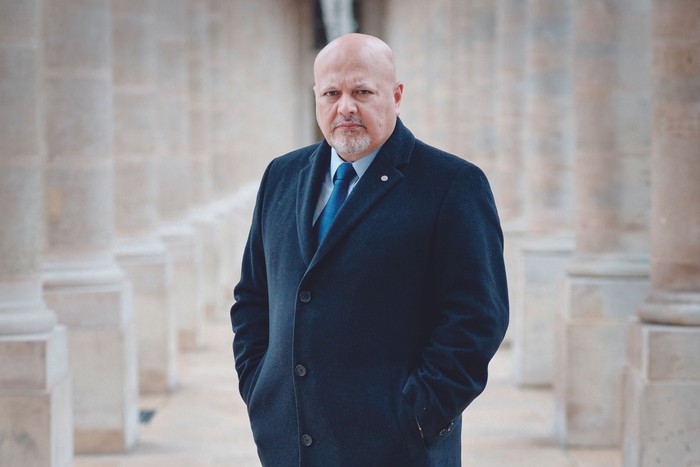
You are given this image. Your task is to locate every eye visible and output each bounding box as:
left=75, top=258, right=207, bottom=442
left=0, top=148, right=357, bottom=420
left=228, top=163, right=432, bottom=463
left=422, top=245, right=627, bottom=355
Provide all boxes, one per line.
left=355, top=89, right=372, bottom=95
left=323, top=90, right=340, bottom=97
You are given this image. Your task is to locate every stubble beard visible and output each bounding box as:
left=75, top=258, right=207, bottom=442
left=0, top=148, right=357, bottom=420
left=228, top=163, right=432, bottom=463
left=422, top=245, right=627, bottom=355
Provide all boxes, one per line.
left=330, top=131, right=371, bottom=159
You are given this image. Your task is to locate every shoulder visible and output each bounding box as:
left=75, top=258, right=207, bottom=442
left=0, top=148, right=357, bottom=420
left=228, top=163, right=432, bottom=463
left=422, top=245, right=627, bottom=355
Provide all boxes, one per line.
left=410, top=139, right=489, bottom=186
left=267, top=141, right=323, bottom=172
left=254, top=141, right=327, bottom=205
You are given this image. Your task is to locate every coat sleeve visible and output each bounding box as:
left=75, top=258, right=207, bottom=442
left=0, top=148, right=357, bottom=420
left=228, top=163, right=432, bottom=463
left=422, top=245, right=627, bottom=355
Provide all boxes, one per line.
left=401, top=163, right=509, bottom=445
left=230, top=163, right=273, bottom=404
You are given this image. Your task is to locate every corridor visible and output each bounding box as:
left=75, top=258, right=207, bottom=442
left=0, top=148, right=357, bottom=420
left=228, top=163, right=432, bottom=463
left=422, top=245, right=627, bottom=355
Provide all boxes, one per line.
left=74, top=318, right=619, bottom=467
left=2, top=0, right=699, bottom=465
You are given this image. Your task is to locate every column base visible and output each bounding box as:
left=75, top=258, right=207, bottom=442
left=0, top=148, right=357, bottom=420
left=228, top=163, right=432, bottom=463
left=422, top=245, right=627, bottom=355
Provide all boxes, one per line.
left=161, top=222, right=203, bottom=351
left=513, top=233, right=573, bottom=387
left=638, top=291, right=700, bottom=325
left=556, top=255, right=648, bottom=447
left=117, top=237, right=177, bottom=394
left=216, top=184, right=259, bottom=318
left=501, top=219, right=525, bottom=347
left=0, top=326, right=73, bottom=467
left=623, top=320, right=700, bottom=466
left=43, top=263, right=139, bottom=454
left=190, top=208, right=222, bottom=321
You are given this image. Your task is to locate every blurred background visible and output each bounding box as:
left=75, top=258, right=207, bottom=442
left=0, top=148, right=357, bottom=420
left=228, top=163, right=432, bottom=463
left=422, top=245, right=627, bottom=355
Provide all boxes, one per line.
left=1, top=0, right=699, bottom=466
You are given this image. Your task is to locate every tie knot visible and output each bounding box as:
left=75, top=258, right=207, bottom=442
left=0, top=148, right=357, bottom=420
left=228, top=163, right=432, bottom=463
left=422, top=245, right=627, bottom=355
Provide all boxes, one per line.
left=335, top=163, right=356, bottom=182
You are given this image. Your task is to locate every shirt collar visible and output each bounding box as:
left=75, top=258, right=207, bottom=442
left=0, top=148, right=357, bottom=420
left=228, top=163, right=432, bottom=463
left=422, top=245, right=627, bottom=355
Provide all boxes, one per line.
left=330, top=146, right=381, bottom=181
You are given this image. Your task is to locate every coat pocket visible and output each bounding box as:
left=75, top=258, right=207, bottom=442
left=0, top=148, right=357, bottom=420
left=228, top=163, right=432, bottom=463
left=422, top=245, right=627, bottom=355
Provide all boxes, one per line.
left=395, top=393, right=429, bottom=465
left=244, top=354, right=267, bottom=408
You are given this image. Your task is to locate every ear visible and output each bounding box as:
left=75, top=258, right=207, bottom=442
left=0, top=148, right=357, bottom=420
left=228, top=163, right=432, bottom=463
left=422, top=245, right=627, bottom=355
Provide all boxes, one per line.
left=393, top=82, right=404, bottom=115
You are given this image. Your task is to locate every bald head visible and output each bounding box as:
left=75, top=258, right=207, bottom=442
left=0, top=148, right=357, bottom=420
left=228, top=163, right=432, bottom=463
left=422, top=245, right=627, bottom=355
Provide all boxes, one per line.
left=314, top=33, right=397, bottom=85
left=313, top=34, right=403, bottom=161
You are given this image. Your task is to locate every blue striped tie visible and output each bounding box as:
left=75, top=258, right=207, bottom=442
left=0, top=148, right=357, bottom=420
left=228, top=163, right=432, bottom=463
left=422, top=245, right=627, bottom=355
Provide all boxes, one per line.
left=316, top=162, right=357, bottom=246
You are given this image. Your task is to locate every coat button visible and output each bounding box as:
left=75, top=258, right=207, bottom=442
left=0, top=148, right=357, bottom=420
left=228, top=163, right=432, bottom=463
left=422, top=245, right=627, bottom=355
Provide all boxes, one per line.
left=439, top=421, right=454, bottom=436
left=295, top=365, right=307, bottom=377
left=301, top=434, right=313, bottom=446
left=299, top=290, right=311, bottom=303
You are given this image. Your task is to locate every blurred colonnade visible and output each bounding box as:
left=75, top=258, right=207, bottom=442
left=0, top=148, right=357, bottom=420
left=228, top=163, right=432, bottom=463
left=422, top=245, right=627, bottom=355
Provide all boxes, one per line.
left=0, top=1, right=699, bottom=467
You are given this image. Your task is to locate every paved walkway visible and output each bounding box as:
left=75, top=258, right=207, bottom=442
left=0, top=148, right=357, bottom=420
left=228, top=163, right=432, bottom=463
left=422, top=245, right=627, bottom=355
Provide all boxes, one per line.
left=75, top=318, right=620, bottom=467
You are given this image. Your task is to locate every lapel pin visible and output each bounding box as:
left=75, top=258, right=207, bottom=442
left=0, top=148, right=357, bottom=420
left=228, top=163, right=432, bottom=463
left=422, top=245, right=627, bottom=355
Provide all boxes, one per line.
left=380, top=175, right=389, bottom=182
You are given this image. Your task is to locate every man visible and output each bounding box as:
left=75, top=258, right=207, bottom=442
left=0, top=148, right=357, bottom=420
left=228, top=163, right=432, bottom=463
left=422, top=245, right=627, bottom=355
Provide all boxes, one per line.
left=231, top=33, right=508, bottom=467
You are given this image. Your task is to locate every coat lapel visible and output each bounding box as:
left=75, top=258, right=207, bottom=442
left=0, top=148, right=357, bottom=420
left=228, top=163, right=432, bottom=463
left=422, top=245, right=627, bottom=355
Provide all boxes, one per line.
left=307, top=119, right=416, bottom=271
left=296, top=142, right=330, bottom=267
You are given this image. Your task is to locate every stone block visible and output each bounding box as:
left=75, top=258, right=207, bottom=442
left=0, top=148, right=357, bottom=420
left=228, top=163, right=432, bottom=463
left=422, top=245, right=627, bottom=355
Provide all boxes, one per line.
left=44, top=77, right=111, bottom=160
left=112, top=13, right=155, bottom=87
left=0, top=1, right=38, bottom=45
left=44, top=269, right=139, bottom=453
left=191, top=211, right=221, bottom=320
left=0, top=47, right=39, bottom=158
left=113, top=91, right=157, bottom=155
left=566, top=269, right=649, bottom=320
left=118, top=241, right=176, bottom=393
left=623, top=322, right=700, bottom=466
left=68, top=326, right=138, bottom=453
left=114, top=158, right=159, bottom=233
left=513, top=236, right=572, bottom=386
left=44, top=0, right=111, bottom=73
left=555, top=318, right=626, bottom=446
left=0, top=327, right=73, bottom=467
left=501, top=225, right=524, bottom=346
left=161, top=224, right=203, bottom=351
left=556, top=260, right=649, bottom=447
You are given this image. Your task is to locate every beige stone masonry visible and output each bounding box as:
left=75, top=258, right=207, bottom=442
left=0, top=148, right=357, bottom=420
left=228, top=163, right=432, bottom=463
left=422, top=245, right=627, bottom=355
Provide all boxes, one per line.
left=557, top=0, right=652, bottom=447
left=623, top=1, right=700, bottom=464
left=41, top=0, right=139, bottom=453
left=0, top=328, right=73, bottom=467
left=514, top=0, right=575, bottom=387
left=154, top=0, right=205, bottom=350
left=0, top=2, right=73, bottom=465
left=513, top=234, right=573, bottom=386
left=470, top=0, right=498, bottom=181
left=496, top=0, right=528, bottom=346
left=495, top=0, right=528, bottom=226
left=113, top=0, right=177, bottom=394
left=624, top=322, right=700, bottom=466
left=187, top=0, right=227, bottom=322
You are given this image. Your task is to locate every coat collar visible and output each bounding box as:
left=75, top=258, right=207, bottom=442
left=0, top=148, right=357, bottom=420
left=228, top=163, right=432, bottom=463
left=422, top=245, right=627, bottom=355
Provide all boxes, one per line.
left=296, top=118, right=416, bottom=268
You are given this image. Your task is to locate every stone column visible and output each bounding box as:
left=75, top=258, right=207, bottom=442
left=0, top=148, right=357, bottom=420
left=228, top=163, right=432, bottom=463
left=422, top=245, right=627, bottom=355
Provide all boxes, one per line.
left=383, top=0, right=451, bottom=147
left=514, top=0, right=575, bottom=387
left=495, top=0, right=528, bottom=346
left=113, top=0, right=177, bottom=393
left=556, top=0, right=651, bottom=447
left=42, top=0, right=139, bottom=453
left=155, top=0, right=204, bottom=350
left=495, top=0, right=527, bottom=225
left=206, top=0, right=240, bottom=311
left=450, top=0, right=475, bottom=159
left=623, top=1, right=700, bottom=464
left=470, top=0, right=498, bottom=181
left=0, top=1, right=73, bottom=465
left=187, top=0, right=224, bottom=322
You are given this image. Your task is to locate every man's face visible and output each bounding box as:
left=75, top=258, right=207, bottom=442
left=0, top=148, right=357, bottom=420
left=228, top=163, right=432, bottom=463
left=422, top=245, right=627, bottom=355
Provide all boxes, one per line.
left=314, top=43, right=402, bottom=162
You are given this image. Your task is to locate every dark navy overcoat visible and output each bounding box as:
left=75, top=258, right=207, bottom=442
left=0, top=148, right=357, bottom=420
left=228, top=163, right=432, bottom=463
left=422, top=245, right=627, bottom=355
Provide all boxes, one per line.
left=231, top=119, right=509, bottom=466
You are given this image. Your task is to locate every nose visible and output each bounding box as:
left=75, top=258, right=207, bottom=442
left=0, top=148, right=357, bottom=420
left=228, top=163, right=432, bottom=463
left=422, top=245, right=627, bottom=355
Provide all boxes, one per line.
left=337, top=93, right=357, bottom=116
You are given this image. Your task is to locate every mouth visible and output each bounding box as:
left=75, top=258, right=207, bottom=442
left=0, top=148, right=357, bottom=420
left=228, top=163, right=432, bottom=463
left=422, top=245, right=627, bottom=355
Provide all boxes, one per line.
left=333, top=120, right=365, bottom=131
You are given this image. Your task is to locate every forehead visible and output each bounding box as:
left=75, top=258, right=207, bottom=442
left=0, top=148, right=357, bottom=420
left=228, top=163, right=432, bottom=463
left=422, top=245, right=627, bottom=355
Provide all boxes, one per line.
left=315, top=64, right=391, bottom=91
left=314, top=46, right=395, bottom=87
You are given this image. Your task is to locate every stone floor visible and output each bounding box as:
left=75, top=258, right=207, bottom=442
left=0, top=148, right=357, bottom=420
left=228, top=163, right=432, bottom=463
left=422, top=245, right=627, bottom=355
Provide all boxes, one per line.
left=75, top=318, right=621, bottom=467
